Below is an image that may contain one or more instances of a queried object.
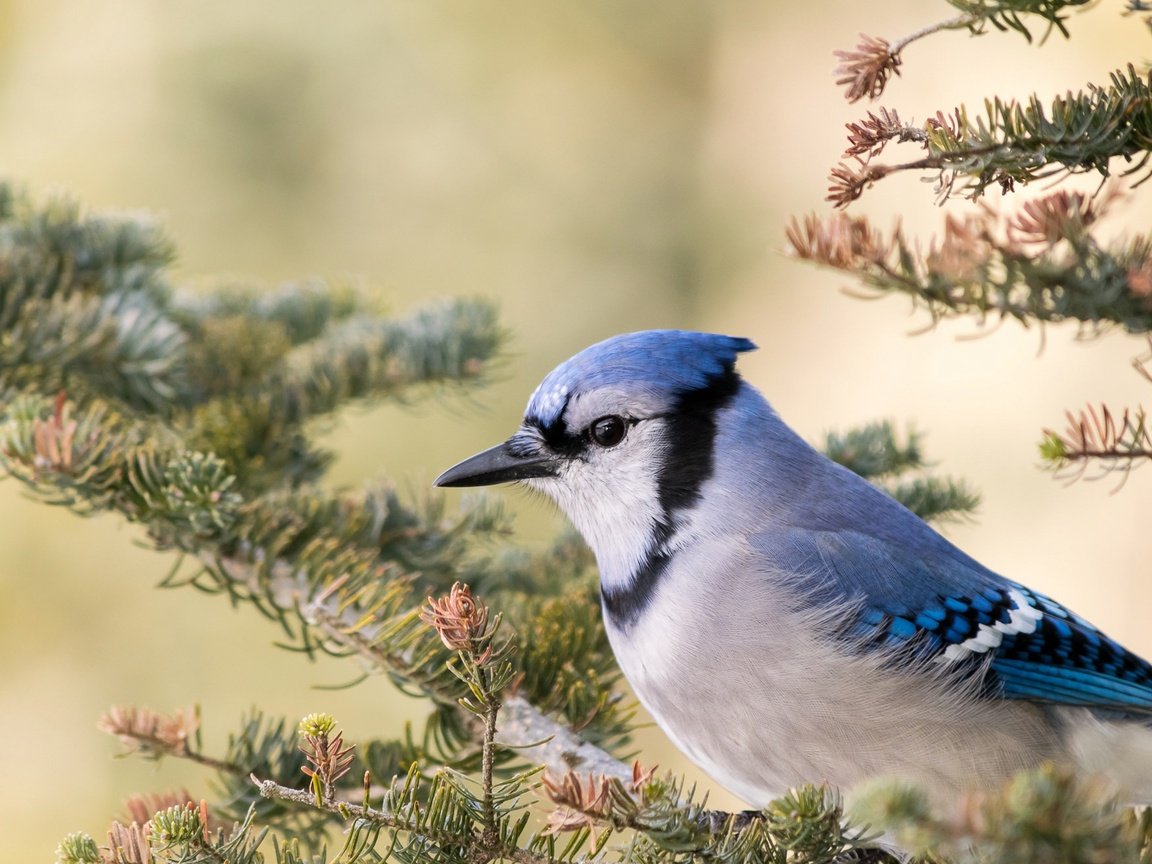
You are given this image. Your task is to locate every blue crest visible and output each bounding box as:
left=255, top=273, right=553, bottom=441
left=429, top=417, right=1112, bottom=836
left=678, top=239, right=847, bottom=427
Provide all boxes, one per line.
left=526, top=330, right=757, bottom=427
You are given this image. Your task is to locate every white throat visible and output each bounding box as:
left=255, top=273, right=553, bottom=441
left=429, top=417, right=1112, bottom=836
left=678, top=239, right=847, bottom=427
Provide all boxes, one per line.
left=527, top=460, right=666, bottom=595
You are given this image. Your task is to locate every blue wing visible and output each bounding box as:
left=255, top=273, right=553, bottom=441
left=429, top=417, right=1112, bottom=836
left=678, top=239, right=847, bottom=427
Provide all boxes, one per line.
left=764, top=527, right=1152, bottom=715
left=852, top=582, right=1152, bottom=713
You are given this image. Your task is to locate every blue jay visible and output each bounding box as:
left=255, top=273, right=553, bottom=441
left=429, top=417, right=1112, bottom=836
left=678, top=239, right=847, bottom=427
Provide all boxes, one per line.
left=435, top=330, right=1152, bottom=804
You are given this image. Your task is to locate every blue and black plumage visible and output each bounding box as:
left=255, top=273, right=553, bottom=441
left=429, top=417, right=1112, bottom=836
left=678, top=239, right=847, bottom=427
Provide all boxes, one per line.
left=436, top=330, right=1152, bottom=805
left=850, top=584, right=1152, bottom=713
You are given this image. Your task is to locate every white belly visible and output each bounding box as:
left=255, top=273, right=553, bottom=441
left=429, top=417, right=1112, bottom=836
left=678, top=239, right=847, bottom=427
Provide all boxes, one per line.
left=602, top=540, right=1060, bottom=805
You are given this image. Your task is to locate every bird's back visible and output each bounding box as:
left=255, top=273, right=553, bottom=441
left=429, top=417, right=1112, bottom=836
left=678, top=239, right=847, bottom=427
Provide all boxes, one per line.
left=437, top=328, right=1152, bottom=804
left=607, top=379, right=1152, bottom=802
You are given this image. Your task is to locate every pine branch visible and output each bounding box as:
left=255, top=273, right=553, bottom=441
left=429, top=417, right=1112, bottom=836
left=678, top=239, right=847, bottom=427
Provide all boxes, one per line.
left=216, top=711, right=335, bottom=842
left=884, top=476, right=981, bottom=523
left=315, top=581, right=633, bottom=782
left=1, top=186, right=640, bottom=859
left=86, top=582, right=635, bottom=861
left=92, top=697, right=632, bottom=864
left=822, top=421, right=979, bottom=522
left=787, top=187, right=1152, bottom=333
left=835, top=1, right=1096, bottom=103
left=826, top=66, right=1152, bottom=207
left=824, top=420, right=927, bottom=479
left=249, top=627, right=565, bottom=864
left=182, top=296, right=503, bottom=487
left=0, top=184, right=185, bottom=411
left=250, top=772, right=551, bottom=864
left=0, top=183, right=506, bottom=493
left=420, top=582, right=517, bottom=849
left=54, top=458, right=632, bottom=792
left=298, top=713, right=357, bottom=806
left=88, top=584, right=633, bottom=863
left=852, top=763, right=1152, bottom=863
left=945, top=0, right=1092, bottom=40
left=0, top=391, right=527, bottom=707
left=538, top=766, right=880, bottom=864
left=97, top=705, right=247, bottom=777
left=1040, top=402, right=1152, bottom=480
left=249, top=765, right=895, bottom=864
left=57, top=799, right=266, bottom=864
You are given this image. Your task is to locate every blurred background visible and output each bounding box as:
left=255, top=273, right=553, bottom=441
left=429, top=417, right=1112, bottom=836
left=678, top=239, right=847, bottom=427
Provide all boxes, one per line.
left=1, top=0, right=1150, bottom=857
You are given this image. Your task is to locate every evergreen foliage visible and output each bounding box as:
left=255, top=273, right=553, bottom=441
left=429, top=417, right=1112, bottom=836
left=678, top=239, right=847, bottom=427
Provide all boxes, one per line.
left=823, top=421, right=980, bottom=523
left=801, top=3, right=1152, bottom=478
left=824, top=66, right=1152, bottom=207
left=10, top=2, right=1152, bottom=861
left=788, top=187, right=1152, bottom=334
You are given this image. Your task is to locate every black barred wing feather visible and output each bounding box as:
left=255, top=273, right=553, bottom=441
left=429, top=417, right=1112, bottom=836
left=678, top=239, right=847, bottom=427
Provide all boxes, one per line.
left=782, top=529, right=1152, bottom=716
left=854, top=583, right=1152, bottom=715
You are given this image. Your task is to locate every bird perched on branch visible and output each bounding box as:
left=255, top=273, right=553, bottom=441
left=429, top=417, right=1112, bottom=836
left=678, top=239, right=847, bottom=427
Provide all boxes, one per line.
left=435, top=330, right=1152, bottom=804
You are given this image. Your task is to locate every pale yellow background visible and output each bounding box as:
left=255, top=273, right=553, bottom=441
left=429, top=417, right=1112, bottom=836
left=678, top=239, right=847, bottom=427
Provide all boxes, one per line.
left=1, top=1, right=1150, bottom=859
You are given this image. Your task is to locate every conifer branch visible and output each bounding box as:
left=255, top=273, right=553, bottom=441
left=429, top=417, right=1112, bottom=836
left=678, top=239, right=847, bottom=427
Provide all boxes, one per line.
left=0, top=185, right=184, bottom=411
left=0, top=183, right=505, bottom=492
left=298, top=713, right=357, bottom=805
left=421, top=582, right=515, bottom=848
left=496, top=696, right=634, bottom=786
left=1040, top=402, right=1152, bottom=479
left=853, top=764, right=1152, bottom=861
left=306, top=583, right=634, bottom=783
left=787, top=187, right=1152, bottom=333
left=250, top=772, right=553, bottom=864
left=538, top=766, right=876, bottom=864
left=821, top=421, right=981, bottom=522
left=835, top=1, right=1095, bottom=103
left=0, top=185, right=642, bottom=860
left=97, top=705, right=248, bottom=778
left=826, top=66, right=1152, bottom=207
left=57, top=799, right=265, bottom=864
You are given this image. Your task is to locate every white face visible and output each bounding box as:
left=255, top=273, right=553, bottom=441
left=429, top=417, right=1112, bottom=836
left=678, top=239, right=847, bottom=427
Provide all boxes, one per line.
left=523, top=387, right=672, bottom=592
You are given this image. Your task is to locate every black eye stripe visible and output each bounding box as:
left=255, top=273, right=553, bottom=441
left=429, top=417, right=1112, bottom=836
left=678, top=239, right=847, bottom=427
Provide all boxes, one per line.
left=601, top=367, right=743, bottom=628
left=532, top=411, right=654, bottom=454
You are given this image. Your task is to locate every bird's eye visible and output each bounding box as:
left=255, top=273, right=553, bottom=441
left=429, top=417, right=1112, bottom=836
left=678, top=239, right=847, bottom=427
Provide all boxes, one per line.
left=589, top=415, right=627, bottom=448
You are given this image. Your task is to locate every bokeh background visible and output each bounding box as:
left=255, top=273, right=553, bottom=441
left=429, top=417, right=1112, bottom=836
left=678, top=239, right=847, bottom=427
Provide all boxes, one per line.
left=1, top=1, right=1150, bottom=857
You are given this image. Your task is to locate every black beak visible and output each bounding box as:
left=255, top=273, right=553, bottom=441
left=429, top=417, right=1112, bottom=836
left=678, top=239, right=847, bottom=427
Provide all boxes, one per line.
left=434, top=437, right=558, bottom=488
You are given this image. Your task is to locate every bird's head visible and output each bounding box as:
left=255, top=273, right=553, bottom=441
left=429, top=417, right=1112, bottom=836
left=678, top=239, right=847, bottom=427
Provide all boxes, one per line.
left=435, top=330, right=757, bottom=583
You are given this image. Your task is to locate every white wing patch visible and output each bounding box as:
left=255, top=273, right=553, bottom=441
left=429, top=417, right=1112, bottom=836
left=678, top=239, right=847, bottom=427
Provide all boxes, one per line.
left=937, top=588, right=1044, bottom=664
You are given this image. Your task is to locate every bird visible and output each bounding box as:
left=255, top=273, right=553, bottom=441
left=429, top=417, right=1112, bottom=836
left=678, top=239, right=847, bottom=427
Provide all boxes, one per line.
left=434, top=329, right=1152, bottom=806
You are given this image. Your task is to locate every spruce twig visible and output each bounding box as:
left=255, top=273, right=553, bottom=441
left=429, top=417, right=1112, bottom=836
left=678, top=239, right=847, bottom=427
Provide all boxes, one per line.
left=298, top=713, right=357, bottom=806
left=826, top=66, right=1152, bottom=207
left=307, top=586, right=635, bottom=783
left=835, top=0, right=1095, bottom=103
left=787, top=187, right=1152, bottom=334
left=97, top=705, right=274, bottom=782
left=250, top=773, right=552, bottom=864
left=1040, top=403, right=1152, bottom=480
left=422, top=582, right=515, bottom=853
left=821, top=421, right=980, bottom=522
